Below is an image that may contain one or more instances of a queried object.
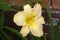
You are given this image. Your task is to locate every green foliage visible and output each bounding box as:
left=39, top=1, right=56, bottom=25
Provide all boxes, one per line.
left=45, top=6, right=55, bottom=40
left=56, top=19, right=60, bottom=40
left=26, top=0, right=31, bottom=5
left=57, top=19, right=60, bottom=26
left=0, top=13, right=4, bottom=29
left=0, top=2, right=18, bottom=11
left=4, top=26, right=28, bottom=40
left=34, top=0, right=39, bottom=4
left=0, top=0, right=5, bottom=2
left=0, top=30, right=11, bottom=40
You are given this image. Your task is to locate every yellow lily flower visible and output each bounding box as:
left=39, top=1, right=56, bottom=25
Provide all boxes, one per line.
left=13, top=3, right=45, bottom=37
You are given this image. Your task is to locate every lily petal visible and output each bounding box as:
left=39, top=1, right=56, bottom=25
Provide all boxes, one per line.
left=20, top=25, right=30, bottom=37
left=13, top=11, right=26, bottom=26
left=33, top=3, right=42, bottom=17
left=29, top=23, right=43, bottom=37
left=37, top=16, right=45, bottom=24
left=24, top=4, right=32, bottom=13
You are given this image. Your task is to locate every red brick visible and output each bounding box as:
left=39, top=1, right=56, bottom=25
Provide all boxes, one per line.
left=52, top=0, right=60, bottom=9
left=5, top=0, right=50, bottom=8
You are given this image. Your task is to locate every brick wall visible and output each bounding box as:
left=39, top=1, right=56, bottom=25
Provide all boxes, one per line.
left=52, top=0, right=60, bottom=9
left=5, top=0, right=50, bottom=8
left=5, top=0, right=60, bottom=9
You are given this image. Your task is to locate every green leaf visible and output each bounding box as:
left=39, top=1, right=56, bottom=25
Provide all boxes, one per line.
left=0, top=0, right=5, bottom=2
left=40, top=0, right=55, bottom=40
left=58, top=31, right=60, bottom=40
left=0, top=2, right=18, bottom=11
left=57, top=19, right=60, bottom=26
left=35, top=34, right=47, bottom=40
left=4, top=26, right=28, bottom=40
left=35, top=37, right=41, bottom=40
left=56, top=19, right=60, bottom=32
left=43, top=34, right=47, bottom=40
left=0, top=30, right=11, bottom=40
left=56, top=19, right=60, bottom=40
left=26, top=0, right=31, bottom=5
left=45, top=6, right=55, bottom=40
left=0, top=13, right=4, bottom=30
left=34, top=0, right=39, bottom=4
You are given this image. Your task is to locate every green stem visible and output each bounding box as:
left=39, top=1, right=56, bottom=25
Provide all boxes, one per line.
left=4, top=26, right=28, bottom=40
left=35, top=37, right=41, bottom=40
left=43, top=34, right=47, bottom=40
left=45, top=6, right=55, bottom=40
left=34, top=0, right=39, bottom=4
left=0, top=13, right=4, bottom=30
left=56, top=19, right=60, bottom=33
left=41, top=0, right=55, bottom=40
left=0, top=2, right=18, bottom=12
left=56, top=19, right=60, bottom=40
left=0, top=30, right=11, bottom=40
left=35, top=34, right=47, bottom=40
left=26, top=0, right=31, bottom=5
left=58, top=31, right=60, bottom=40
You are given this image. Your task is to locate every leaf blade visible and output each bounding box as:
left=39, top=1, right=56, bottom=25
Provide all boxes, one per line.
left=4, top=26, right=28, bottom=40
left=0, top=30, right=11, bottom=40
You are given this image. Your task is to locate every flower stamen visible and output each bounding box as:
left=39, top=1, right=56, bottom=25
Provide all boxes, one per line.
left=25, top=14, right=35, bottom=26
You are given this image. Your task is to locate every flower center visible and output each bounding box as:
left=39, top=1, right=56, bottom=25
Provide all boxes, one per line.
left=25, top=14, right=35, bottom=26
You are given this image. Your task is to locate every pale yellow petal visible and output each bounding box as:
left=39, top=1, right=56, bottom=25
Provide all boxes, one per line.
left=29, top=23, right=43, bottom=37
left=24, top=4, right=32, bottom=13
left=20, top=25, right=30, bottom=37
left=13, top=11, right=26, bottom=26
left=37, top=16, right=45, bottom=24
left=33, top=3, right=42, bottom=17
